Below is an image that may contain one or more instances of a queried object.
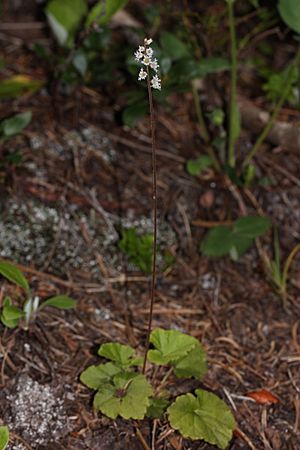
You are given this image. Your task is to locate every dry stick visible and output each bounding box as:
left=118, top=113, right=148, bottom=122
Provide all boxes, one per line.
left=142, top=67, right=158, bottom=374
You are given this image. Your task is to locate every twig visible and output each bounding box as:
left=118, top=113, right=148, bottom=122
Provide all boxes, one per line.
left=135, top=426, right=151, bottom=450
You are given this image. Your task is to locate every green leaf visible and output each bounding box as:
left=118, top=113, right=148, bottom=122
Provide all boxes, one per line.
left=233, top=216, right=271, bottom=238
left=94, top=373, right=152, bottom=419
left=278, top=0, right=300, bottom=34
left=228, top=235, right=253, bottom=261
left=118, top=228, right=153, bottom=273
left=46, top=0, right=87, bottom=47
left=0, top=112, right=32, bottom=139
left=201, top=216, right=271, bottom=259
left=168, top=389, right=235, bottom=448
left=0, top=260, right=29, bottom=291
left=0, top=426, right=9, bottom=450
left=201, top=226, right=234, bottom=257
left=41, top=295, right=76, bottom=310
left=1, top=313, right=19, bottom=329
left=160, top=32, right=190, bottom=60
left=146, top=397, right=170, bottom=418
left=80, top=362, right=122, bottom=389
left=2, top=304, right=24, bottom=321
left=186, top=155, right=213, bottom=176
left=72, top=51, right=87, bottom=76
left=98, top=343, right=142, bottom=367
left=173, top=342, right=208, bottom=379
left=196, top=57, right=230, bottom=77
left=86, top=0, right=129, bottom=28
left=122, top=101, right=148, bottom=128
left=148, top=328, right=198, bottom=365
left=0, top=75, right=42, bottom=99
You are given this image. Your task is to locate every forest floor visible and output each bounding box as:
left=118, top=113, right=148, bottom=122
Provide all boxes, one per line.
left=0, top=3, right=300, bottom=450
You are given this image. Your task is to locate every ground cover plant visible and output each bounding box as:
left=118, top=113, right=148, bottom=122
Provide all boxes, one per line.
left=0, top=260, right=76, bottom=329
left=0, top=0, right=300, bottom=449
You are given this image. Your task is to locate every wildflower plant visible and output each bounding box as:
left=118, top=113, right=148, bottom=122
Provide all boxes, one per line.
left=81, top=38, right=236, bottom=449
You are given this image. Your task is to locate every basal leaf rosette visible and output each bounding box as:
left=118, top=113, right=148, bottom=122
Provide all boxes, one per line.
left=168, top=389, right=235, bottom=449
left=94, top=373, right=153, bottom=420
left=147, top=328, right=207, bottom=379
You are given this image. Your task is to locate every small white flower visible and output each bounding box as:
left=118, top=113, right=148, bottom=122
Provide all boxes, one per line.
left=134, top=50, right=143, bottom=61
left=144, top=38, right=153, bottom=45
left=142, top=56, right=151, bottom=66
left=138, top=68, right=147, bottom=80
left=135, top=38, right=161, bottom=89
left=151, top=74, right=161, bottom=90
left=150, top=58, right=159, bottom=72
left=146, top=47, right=153, bottom=57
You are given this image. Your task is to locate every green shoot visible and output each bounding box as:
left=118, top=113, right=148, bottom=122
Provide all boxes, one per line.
left=0, top=259, right=76, bottom=329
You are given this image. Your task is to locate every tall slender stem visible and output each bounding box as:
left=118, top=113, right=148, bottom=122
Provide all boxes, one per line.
left=142, top=68, right=157, bottom=374
left=243, top=44, right=300, bottom=168
left=227, top=0, right=238, bottom=168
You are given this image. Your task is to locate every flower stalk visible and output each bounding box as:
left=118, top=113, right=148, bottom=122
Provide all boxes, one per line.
left=134, top=38, right=161, bottom=373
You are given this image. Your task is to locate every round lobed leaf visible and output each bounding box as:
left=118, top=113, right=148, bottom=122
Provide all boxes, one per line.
left=98, top=342, right=138, bottom=367
left=80, top=362, right=121, bottom=390
left=148, top=328, right=198, bottom=365
left=173, top=342, right=208, bottom=379
left=168, top=389, right=235, bottom=449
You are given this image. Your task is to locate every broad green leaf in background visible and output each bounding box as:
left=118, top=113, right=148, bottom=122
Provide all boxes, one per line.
left=233, top=216, right=271, bottom=238
left=148, top=328, right=198, bottom=365
left=41, top=295, right=76, bottom=310
left=0, top=260, right=29, bottom=291
left=201, top=216, right=271, bottom=259
left=278, top=0, right=300, bottom=34
left=122, top=101, right=148, bottom=127
left=196, top=57, right=230, bottom=77
left=201, top=226, right=234, bottom=257
left=98, top=342, right=142, bottom=367
left=168, top=389, right=235, bottom=448
left=72, top=51, right=88, bottom=76
left=160, top=32, right=190, bottom=60
left=80, top=362, right=122, bottom=389
left=118, top=228, right=153, bottom=273
left=186, top=155, right=213, bottom=176
left=173, top=342, right=208, bottom=379
left=0, top=426, right=9, bottom=450
left=86, top=0, right=129, bottom=28
left=0, top=75, right=43, bottom=99
left=93, top=373, right=152, bottom=419
left=0, top=112, right=32, bottom=140
left=146, top=397, right=170, bottom=418
left=228, top=235, right=253, bottom=261
left=46, top=0, right=87, bottom=46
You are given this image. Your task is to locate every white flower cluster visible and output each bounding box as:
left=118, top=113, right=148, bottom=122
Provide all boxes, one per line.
left=134, top=38, right=161, bottom=90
